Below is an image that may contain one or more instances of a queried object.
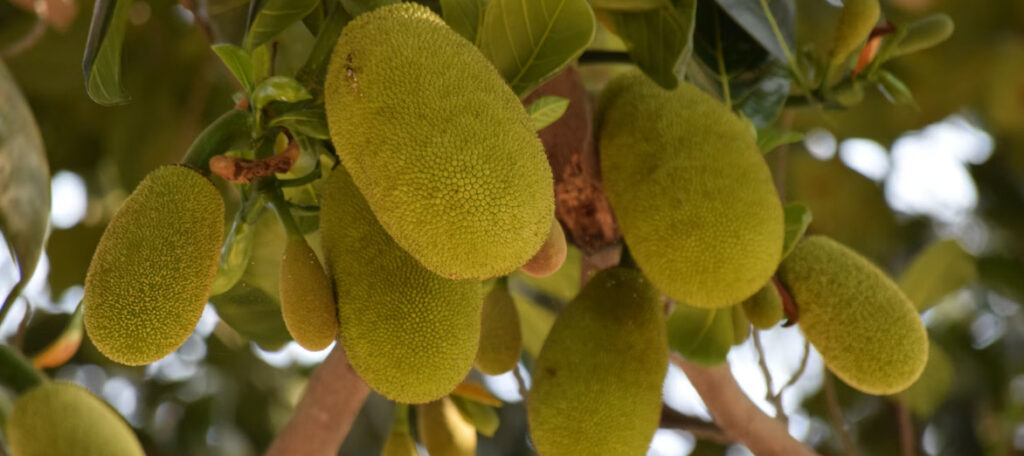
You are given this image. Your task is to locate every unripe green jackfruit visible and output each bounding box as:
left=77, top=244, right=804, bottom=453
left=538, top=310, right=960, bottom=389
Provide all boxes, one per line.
left=325, top=3, right=554, bottom=280
left=520, top=220, right=568, bottom=278
left=528, top=267, right=667, bottom=456
left=6, top=381, right=144, bottom=456
left=731, top=304, right=751, bottom=346
left=475, top=278, right=522, bottom=375
left=417, top=397, right=476, bottom=456
left=778, top=236, right=928, bottom=395
left=742, top=282, right=785, bottom=329
left=599, top=70, right=783, bottom=309
left=279, top=238, right=339, bottom=351
left=84, top=165, right=224, bottom=365
left=667, top=303, right=734, bottom=366
left=322, top=166, right=483, bottom=404
left=382, top=404, right=420, bottom=456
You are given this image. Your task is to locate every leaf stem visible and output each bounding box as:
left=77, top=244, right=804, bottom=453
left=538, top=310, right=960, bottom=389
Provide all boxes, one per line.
left=756, top=0, right=810, bottom=95
left=262, top=183, right=303, bottom=241
left=713, top=10, right=732, bottom=107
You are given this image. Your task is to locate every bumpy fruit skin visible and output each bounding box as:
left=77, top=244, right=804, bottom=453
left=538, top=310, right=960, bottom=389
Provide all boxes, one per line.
left=599, top=70, right=783, bottom=308
left=417, top=397, right=476, bottom=456
left=742, top=282, right=785, bottom=329
left=475, top=279, right=522, bottom=375
left=830, top=0, right=880, bottom=66
left=6, top=381, right=144, bottom=456
left=279, top=239, right=339, bottom=351
left=84, top=165, right=224, bottom=365
left=529, top=267, right=667, bottom=456
left=778, top=236, right=928, bottom=395
left=324, top=3, right=553, bottom=280
left=520, top=220, right=568, bottom=278
left=322, top=166, right=483, bottom=404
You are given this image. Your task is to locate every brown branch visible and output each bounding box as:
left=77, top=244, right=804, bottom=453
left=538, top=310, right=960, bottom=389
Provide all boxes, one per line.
left=670, top=354, right=819, bottom=456
left=265, top=344, right=371, bottom=456
left=210, top=141, right=299, bottom=183
left=0, top=18, right=46, bottom=59
left=659, top=406, right=732, bottom=445
left=897, top=401, right=916, bottom=456
left=752, top=330, right=785, bottom=422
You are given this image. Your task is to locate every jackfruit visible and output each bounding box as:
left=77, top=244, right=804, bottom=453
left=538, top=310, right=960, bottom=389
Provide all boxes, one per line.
left=599, top=70, right=783, bottom=309
left=6, top=381, right=144, bottom=456
left=84, top=165, right=224, bottom=365
left=279, top=238, right=338, bottom=351
left=830, top=0, right=879, bottom=67
left=475, top=278, right=522, bottom=375
left=382, top=404, right=420, bottom=456
left=778, top=236, right=928, bottom=395
left=731, top=304, right=751, bottom=345
left=742, top=282, right=785, bottom=329
left=667, top=303, right=734, bottom=366
left=898, top=239, right=976, bottom=312
left=520, top=220, right=568, bottom=278
left=417, top=397, right=476, bottom=456
left=324, top=3, right=553, bottom=280
left=528, top=267, right=667, bottom=456
left=321, top=166, right=483, bottom=404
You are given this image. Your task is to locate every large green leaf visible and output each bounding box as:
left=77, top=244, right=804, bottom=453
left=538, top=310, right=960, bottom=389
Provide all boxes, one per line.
left=211, top=44, right=256, bottom=93
left=0, top=62, right=50, bottom=313
left=244, top=0, right=321, bottom=50
left=478, top=0, right=596, bottom=96
left=604, top=0, right=697, bottom=89
left=588, top=0, right=667, bottom=11
left=526, top=95, right=569, bottom=131
left=715, top=0, right=795, bottom=64
left=82, top=0, right=134, bottom=105
left=781, top=202, right=812, bottom=260
left=441, top=0, right=490, bottom=43
left=898, top=240, right=976, bottom=312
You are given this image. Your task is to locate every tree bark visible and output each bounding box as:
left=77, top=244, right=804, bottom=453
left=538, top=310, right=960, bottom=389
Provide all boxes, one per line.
left=671, top=354, right=819, bottom=456
left=266, top=344, right=370, bottom=456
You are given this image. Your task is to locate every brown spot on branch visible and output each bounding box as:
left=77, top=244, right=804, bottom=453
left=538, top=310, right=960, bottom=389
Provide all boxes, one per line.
left=210, top=141, right=300, bottom=183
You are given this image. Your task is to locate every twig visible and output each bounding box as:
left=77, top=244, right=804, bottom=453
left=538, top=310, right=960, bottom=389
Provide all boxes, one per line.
left=210, top=141, right=300, bottom=183
left=777, top=339, right=811, bottom=397
left=13, top=300, right=32, bottom=351
left=753, top=329, right=785, bottom=422
left=178, top=0, right=217, bottom=44
left=659, top=407, right=732, bottom=445
left=265, top=344, right=371, bottom=456
left=0, top=18, right=47, bottom=59
left=671, top=354, right=819, bottom=456
left=824, top=372, right=857, bottom=456
left=512, top=364, right=530, bottom=404
left=897, top=401, right=915, bottom=456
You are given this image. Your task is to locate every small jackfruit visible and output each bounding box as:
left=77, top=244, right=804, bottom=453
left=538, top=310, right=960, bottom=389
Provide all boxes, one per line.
left=382, top=404, right=420, bottom=456
left=778, top=236, right=928, bottom=395
left=667, top=303, right=734, bottom=366
left=599, top=70, right=783, bottom=309
left=742, top=282, right=785, bottom=329
left=520, top=220, right=568, bottom=278
left=322, top=166, right=483, bottom=404
left=475, top=278, right=522, bottom=375
left=6, top=381, right=144, bottom=456
left=898, top=239, right=976, bottom=312
left=830, top=0, right=880, bottom=67
left=417, top=397, right=477, bottom=456
left=528, top=267, right=667, bottom=456
left=731, top=304, right=751, bottom=346
left=325, top=3, right=554, bottom=280
left=279, top=238, right=338, bottom=351
left=84, top=165, right=224, bottom=365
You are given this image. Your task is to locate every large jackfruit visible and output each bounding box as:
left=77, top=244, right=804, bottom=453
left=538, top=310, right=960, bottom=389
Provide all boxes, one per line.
left=778, top=236, right=928, bottom=395
left=321, top=166, right=483, bottom=404
left=279, top=238, right=338, bottom=351
left=324, top=3, right=553, bottom=280
left=528, top=267, right=667, bottom=456
left=84, top=165, right=224, bottom=365
left=599, top=70, right=783, bottom=309
left=6, top=381, right=144, bottom=456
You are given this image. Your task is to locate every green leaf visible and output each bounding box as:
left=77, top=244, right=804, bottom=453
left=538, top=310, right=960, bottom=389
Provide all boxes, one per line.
left=341, top=0, right=399, bottom=16
left=757, top=125, right=803, bottom=153
left=666, top=303, right=733, bottom=366
left=302, top=0, right=326, bottom=35
left=715, top=0, right=795, bottom=64
left=588, top=0, right=668, bottom=11
left=0, top=62, right=50, bottom=312
left=526, top=95, right=570, bottom=131
left=876, top=70, right=916, bottom=106
left=180, top=109, right=253, bottom=172
left=441, top=0, right=490, bottom=43
left=244, top=0, right=321, bottom=50
left=252, top=44, right=272, bottom=84
left=211, top=44, right=256, bottom=94
left=296, top=6, right=353, bottom=89
left=451, top=395, right=500, bottom=437
left=211, top=196, right=267, bottom=296
left=733, top=62, right=790, bottom=127
left=82, top=0, right=134, bottom=105
left=478, top=0, right=596, bottom=96
left=898, top=240, right=976, bottom=312
left=781, top=202, right=812, bottom=260
left=604, top=0, right=697, bottom=89
left=251, top=76, right=313, bottom=111
left=269, top=108, right=330, bottom=139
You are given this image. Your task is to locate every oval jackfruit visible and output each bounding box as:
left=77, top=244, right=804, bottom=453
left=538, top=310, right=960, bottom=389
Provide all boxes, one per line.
left=778, top=236, right=928, bottom=395
left=382, top=404, right=420, bottom=456
left=84, top=165, right=224, bottom=365
left=475, top=278, right=522, bottom=375
left=321, top=166, right=483, bottom=404
left=599, top=70, right=783, bottom=309
left=279, top=238, right=338, bottom=351
left=731, top=304, right=751, bottom=345
left=528, top=267, right=667, bottom=456
left=520, top=220, right=568, bottom=278
left=742, top=282, right=785, bottom=329
left=7, top=381, right=144, bottom=456
left=667, top=303, right=734, bottom=366
left=324, top=3, right=553, bottom=280
left=417, top=397, right=476, bottom=456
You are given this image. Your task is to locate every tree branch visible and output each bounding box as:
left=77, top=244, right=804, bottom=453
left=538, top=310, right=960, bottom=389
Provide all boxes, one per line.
left=659, top=406, right=732, bottom=445
left=265, top=343, right=370, bottom=456
left=670, top=354, right=819, bottom=456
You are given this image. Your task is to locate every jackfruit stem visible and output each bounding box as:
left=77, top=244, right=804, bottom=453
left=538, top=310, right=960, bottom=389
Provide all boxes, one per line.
left=0, top=345, right=46, bottom=394
left=391, top=403, right=411, bottom=434
left=263, top=184, right=304, bottom=241
left=180, top=108, right=252, bottom=173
